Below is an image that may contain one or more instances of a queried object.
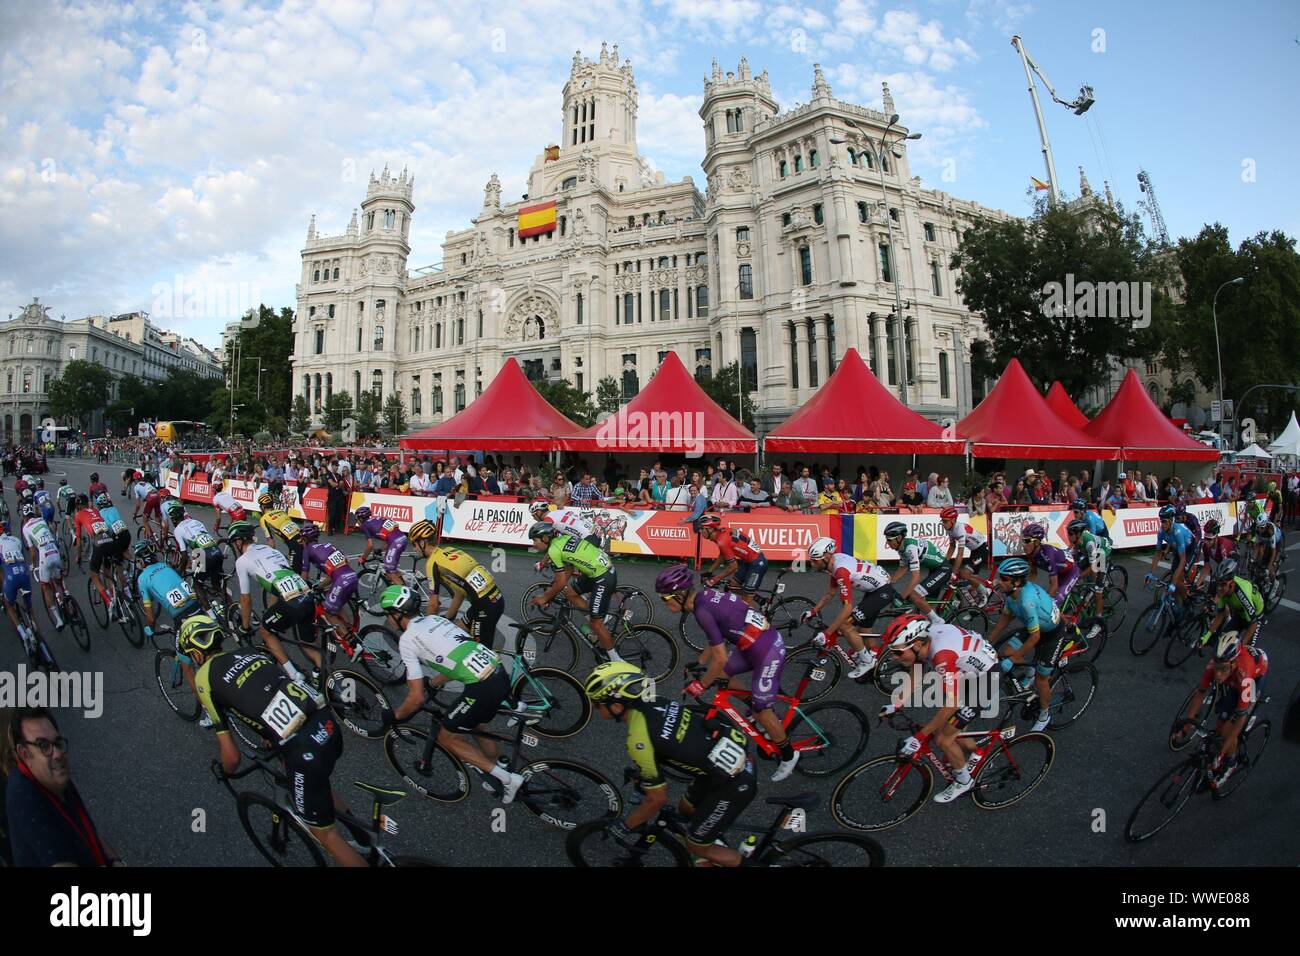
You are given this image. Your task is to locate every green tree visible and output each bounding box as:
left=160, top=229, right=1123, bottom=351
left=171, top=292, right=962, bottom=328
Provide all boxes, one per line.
left=48, top=360, right=112, bottom=428
left=223, top=304, right=295, bottom=423
left=382, top=390, right=407, bottom=437
left=595, top=376, right=622, bottom=413
left=696, top=361, right=757, bottom=430
left=355, top=390, right=380, bottom=438
left=950, top=198, right=1176, bottom=397
left=290, top=395, right=312, bottom=433
left=156, top=368, right=223, bottom=421
left=325, top=390, right=353, bottom=431
left=532, top=377, right=599, bottom=427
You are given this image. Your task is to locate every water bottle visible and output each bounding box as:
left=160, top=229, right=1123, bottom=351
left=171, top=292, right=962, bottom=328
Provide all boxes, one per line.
left=738, top=835, right=758, bottom=859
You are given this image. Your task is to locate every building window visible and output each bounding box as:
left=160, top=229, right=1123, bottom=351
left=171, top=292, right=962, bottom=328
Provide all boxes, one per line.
left=313, top=269, right=320, bottom=282
left=847, top=148, right=857, bottom=165
left=621, top=354, right=638, bottom=400
left=924, top=222, right=936, bottom=242
left=882, top=154, right=891, bottom=173
left=799, top=246, right=813, bottom=286
left=562, top=176, right=577, bottom=190
left=374, top=326, right=384, bottom=350
left=658, top=256, right=670, bottom=269
left=371, top=370, right=383, bottom=401
left=738, top=264, right=754, bottom=299
left=411, top=377, right=422, bottom=415
left=939, top=352, right=951, bottom=399
left=813, top=203, right=823, bottom=225
left=889, top=207, right=900, bottom=223
left=5, top=372, right=9, bottom=393
left=857, top=201, right=868, bottom=223
left=778, top=160, right=788, bottom=178
left=862, top=149, right=874, bottom=170
left=333, top=266, right=339, bottom=279
left=1145, top=359, right=1159, bottom=374
left=68, top=346, right=76, bottom=361
left=879, top=244, right=893, bottom=283
left=696, top=285, right=709, bottom=318
left=435, top=323, right=442, bottom=349
left=327, top=304, right=335, bottom=318
left=622, top=292, right=633, bottom=325
left=782, top=212, right=791, bottom=227
left=827, top=317, right=837, bottom=374
left=809, top=149, right=819, bottom=168
left=384, top=209, right=395, bottom=229
left=454, top=382, right=465, bottom=411
left=659, top=289, right=670, bottom=321
left=432, top=386, right=443, bottom=413
left=576, top=292, right=584, bottom=325
left=788, top=324, right=799, bottom=390
left=695, top=348, right=712, bottom=382
left=314, top=329, right=324, bottom=354
left=735, top=226, right=749, bottom=243
left=931, top=261, right=943, bottom=296
left=793, top=155, right=803, bottom=173
left=477, top=310, right=483, bottom=337
left=886, top=315, right=899, bottom=385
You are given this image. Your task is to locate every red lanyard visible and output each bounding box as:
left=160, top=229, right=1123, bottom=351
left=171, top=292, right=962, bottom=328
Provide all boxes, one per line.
left=15, top=759, right=109, bottom=866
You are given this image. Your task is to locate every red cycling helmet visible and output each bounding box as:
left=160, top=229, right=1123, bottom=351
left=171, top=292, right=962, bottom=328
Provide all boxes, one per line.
left=939, top=507, right=959, bottom=522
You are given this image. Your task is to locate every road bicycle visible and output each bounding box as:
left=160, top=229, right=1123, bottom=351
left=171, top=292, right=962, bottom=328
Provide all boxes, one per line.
left=1249, top=554, right=1287, bottom=614
left=521, top=591, right=679, bottom=683
left=85, top=554, right=144, bottom=648
left=212, top=756, right=440, bottom=867
left=357, top=553, right=428, bottom=613
left=1052, top=584, right=1115, bottom=666
left=307, top=579, right=403, bottom=685
left=830, top=708, right=1056, bottom=832
left=676, top=568, right=819, bottom=652
left=43, top=577, right=90, bottom=653
left=521, top=567, right=655, bottom=629
left=1161, top=584, right=1221, bottom=669
left=1128, top=575, right=1189, bottom=656
left=568, top=769, right=885, bottom=867
left=8, top=588, right=60, bottom=673
left=988, top=628, right=1101, bottom=732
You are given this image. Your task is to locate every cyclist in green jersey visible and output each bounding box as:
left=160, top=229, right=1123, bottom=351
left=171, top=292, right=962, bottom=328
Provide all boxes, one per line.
left=227, top=520, right=320, bottom=687
left=883, top=521, right=950, bottom=624
left=1199, top=560, right=1265, bottom=651
left=527, top=522, right=623, bottom=662
left=1066, top=518, right=1112, bottom=616
left=378, top=586, right=526, bottom=803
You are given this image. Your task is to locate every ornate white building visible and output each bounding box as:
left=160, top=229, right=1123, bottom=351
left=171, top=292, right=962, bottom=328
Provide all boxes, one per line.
left=292, top=45, right=1009, bottom=433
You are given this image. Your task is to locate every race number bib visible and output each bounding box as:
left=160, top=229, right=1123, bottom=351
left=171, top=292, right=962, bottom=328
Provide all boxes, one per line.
left=743, top=609, right=770, bottom=631
left=273, top=574, right=307, bottom=599
left=193, top=532, right=216, bottom=548
left=706, top=734, right=747, bottom=777
left=261, top=689, right=307, bottom=739
left=110, top=519, right=128, bottom=536
left=460, top=646, right=498, bottom=681
left=166, top=586, right=192, bottom=609
left=466, top=569, right=489, bottom=593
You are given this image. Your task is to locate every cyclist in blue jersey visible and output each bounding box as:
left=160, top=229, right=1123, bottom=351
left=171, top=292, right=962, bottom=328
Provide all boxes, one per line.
left=93, top=492, right=132, bottom=594
left=32, top=479, right=56, bottom=531
left=135, top=538, right=208, bottom=719
left=984, top=557, right=1064, bottom=733
left=1070, top=498, right=1109, bottom=542
left=1149, top=504, right=1195, bottom=602
left=0, top=519, right=39, bottom=654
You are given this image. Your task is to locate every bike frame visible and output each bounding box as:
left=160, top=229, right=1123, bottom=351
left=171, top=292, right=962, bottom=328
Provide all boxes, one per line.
left=877, top=721, right=1021, bottom=803
left=692, top=684, right=829, bottom=759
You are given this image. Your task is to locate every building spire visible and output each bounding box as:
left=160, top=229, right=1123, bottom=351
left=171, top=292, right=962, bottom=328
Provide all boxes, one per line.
left=1078, top=165, right=1093, bottom=196
left=307, top=214, right=316, bottom=240
left=882, top=81, right=895, bottom=115
left=812, top=62, right=831, bottom=98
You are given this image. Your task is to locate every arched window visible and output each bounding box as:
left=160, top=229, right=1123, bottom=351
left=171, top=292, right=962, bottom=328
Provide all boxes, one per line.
left=411, top=383, right=422, bottom=415
left=432, top=386, right=443, bottom=413
left=862, top=149, right=873, bottom=169
left=333, top=266, right=339, bottom=279
left=809, top=149, right=819, bottom=168
left=793, top=155, right=803, bottom=173
left=454, top=382, right=465, bottom=411
left=778, top=160, right=788, bottom=178
left=384, top=209, right=395, bottom=229
left=881, top=154, right=891, bottom=173
left=847, top=148, right=857, bottom=165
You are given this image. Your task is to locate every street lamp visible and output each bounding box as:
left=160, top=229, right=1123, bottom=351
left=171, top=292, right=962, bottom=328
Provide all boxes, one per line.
left=229, top=403, right=245, bottom=439
left=1212, top=276, right=1245, bottom=440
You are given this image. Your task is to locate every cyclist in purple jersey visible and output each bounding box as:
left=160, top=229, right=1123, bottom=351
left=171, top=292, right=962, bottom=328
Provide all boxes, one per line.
left=354, top=506, right=408, bottom=586
left=296, top=525, right=359, bottom=635
left=1020, top=523, right=1080, bottom=607
left=655, top=566, right=798, bottom=782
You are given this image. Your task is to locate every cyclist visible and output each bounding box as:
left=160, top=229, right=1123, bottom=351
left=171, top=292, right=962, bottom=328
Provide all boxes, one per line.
left=1019, top=523, right=1080, bottom=608
left=1252, top=514, right=1282, bottom=583
left=256, top=491, right=304, bottom=572
left=75, top=496, right=119, bottom=616
left=1192, top=518, right=1234, bottom=589
left=227, top=519, right=320, bottom=687
left=131, top=472, right=163, bottom=541
left=136, top=538, right=208, bottom=715
left=585, top=660, right=755, bottom=868
left=803, top=536, right=891, bottom=679
left=940, top=506, right=991, bottom=606
left=184, top=615, right=367, bottom=867
left=878, top=614, right=999, bottom=804
left=377, top=585, right=525, bottom=803
left=1172, top=631, right=1269, bottom=790
left=985, top=557, right=1064, bottom=733
left=883, top=521, right=950, bottom=625
left=527, top=522, right=622, bottom=662
left=20, top=503, right=65, bottom=631
left=1237, top=496, right=1264, bottom=550
left=1175, top=502, right=1203, bottom=575
left=407, top=519, right=505, bottom=648
left=1, top=518, right=40, bottom=653
left=655, top=563, right=797, bottom=782
left=696, top=514, right=767, bottom=608
left=1199, top=559, right=1264, bottom=651
left=353, top=506, right=408, bottom=590
left=295, top=523, right=360, bottom=639
left=1266, top=480, right=1284, bottom=526
left=169, top=502, right=225, bottom=598
left=120, top=468, right=137, bottom=498
left=1065, top=517, right=1111, bottom=617
left=210, top=478, right=247, bottom=533
left=1149, top=505, right=1195, bottom=603
left=86, top=471, right=108, bottom=503
left=56, top=479, right=76, bottom=523
left=529, top=498, right=598, bottom=546
left=32, top=479, right=56, bottom=533
left=93, top=492, right=132, bottom=592
left=1070, top=498, right=1110, bottom=543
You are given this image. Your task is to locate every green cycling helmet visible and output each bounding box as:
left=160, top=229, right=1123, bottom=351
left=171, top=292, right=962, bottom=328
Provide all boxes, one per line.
left=379, top=585, right=420, bottom=618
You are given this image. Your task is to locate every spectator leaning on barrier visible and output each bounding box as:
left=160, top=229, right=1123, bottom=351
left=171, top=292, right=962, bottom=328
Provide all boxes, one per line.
left=712, top=470, right=739, bottom=510
left=740, top=476, right=771, bottom=508
left=927, top=474, right=954, bottom=509
left=665, top=477, right=692, bottom=510
left=793, top=466, right=817, bottom=504
left=570, top=472, right=601, bottom=506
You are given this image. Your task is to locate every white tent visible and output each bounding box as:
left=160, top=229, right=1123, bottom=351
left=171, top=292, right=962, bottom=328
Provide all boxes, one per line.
left=1267, top=412, right=1300, bottom=457
left=1238, top=442, right=1274, bottom=460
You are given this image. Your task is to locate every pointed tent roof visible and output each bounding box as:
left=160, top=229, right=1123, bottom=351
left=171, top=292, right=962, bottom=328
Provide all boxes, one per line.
left=1267, top=411, right=1300, bottom=457
left=400, top=357, right=581, bottom=451
left=958, top=358, right=1120, bottom=459
left=1238, top=442, right=1273, bottom=460
left=1083, top=368, right=1219, bottom=460
left=766, top=348, right=963, bottom=454
left=558, top=351, right=756, bottom=454
left=1045, top=380, right=1089, bottom=429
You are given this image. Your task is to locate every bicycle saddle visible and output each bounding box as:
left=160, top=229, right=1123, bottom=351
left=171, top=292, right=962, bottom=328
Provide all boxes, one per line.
left=766, top=792, right=819, bottom=811
left=354, top=781, right=408, bottom=806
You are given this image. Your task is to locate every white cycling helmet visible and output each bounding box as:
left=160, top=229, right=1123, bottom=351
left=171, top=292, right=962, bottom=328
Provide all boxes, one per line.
left=1255, top=515, right=1271, bottom=532
left=884, top=614, right=932, bottom=651
left=807, top=536, right=837, bottom=561
left=1213, top=630, right=1241, bottom=664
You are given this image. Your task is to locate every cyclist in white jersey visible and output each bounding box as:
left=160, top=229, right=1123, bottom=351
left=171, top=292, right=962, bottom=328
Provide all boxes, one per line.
left=210, top=478, right=247, bottom=533
left=21, top=504, right=66, bottom=629
left=940, top=507, right=991, bottom=605
left=802, top=537, right=895, bottom=679
left=530, top=499, right=598, bottom=542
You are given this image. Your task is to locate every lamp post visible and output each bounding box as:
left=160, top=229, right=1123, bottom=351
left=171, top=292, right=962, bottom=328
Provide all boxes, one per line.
left=1212, top=276, right=1245, bottom=441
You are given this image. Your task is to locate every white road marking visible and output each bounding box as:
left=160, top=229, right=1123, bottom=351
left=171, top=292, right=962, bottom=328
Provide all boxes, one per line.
left=1280, top=598, right=1300, bottom=613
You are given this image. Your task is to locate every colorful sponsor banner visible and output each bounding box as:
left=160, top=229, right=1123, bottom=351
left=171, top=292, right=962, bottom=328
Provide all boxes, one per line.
left=442, top=499, right=533, bottom=546
left=854, top=512, right=990, bottom=563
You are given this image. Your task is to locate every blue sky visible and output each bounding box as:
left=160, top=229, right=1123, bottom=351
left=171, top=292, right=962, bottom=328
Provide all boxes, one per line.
left=1, top=0, right=1296, bottom=347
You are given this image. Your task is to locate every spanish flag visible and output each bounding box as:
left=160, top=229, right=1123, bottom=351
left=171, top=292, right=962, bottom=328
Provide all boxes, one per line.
left=518, top=200, right=557, bottom=238
left=1031, top=176, right=1050, bottom=191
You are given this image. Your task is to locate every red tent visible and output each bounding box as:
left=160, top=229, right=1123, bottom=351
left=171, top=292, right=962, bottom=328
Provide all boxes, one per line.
left=558, top=351, right=756, bottom=454
left=400, top=357, right=580, bottom=452
left=1084, top=368, right=1220, bottom=461
left=1045, top=380, right=1089, bottom=429
left=958, top=358, right=1120, bottom=459
left=766, top=347, right=963, bottom=454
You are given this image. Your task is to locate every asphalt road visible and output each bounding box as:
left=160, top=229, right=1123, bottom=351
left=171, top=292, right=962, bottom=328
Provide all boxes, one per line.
left=5, top=456, right=1297, bottom=867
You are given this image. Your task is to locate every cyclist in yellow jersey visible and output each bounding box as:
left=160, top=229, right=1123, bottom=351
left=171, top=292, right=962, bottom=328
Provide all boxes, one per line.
left=528, top=522, right=622, bottom=661
left=256, top=492, right=303, bottom=571
left=407, top=519, right=506, bottom=648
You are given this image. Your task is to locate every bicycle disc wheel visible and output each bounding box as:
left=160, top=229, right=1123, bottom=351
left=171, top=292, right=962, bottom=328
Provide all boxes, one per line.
left=511, top=666, right=592, bottom=739
left=566, top=817, right=689, bottom=867
left=86, top=578, right=108, bottom=628
left=519, top=581, right=550, bottom=621
left=519, top=759, right=623, bottom=830
left=971, top=732, right=1055, bottom=809
left=1128, top=601, right=1167, bottom=656
left=237, top=791, right=326, bottom=866
left=356, top=623, right=405, bottom=685
left=383, top=726, right=471, bottom=803
left=614, top=623, right=678, bottom=684
left=778, top=644, right=842, bottom=703
left=831, top=755, right=933, bottom=831
left=1214, top=719, right=1270, bottom=800
left=1048, top=662, right=1098, bottom=729
left=768, top=596, right=819, bottom=650
left=785, top=700, right=870, bottom=777
left=511, top=617, right=580, bottom=673
left=65, top=595, right=91, bottom=651
left=1124, top=759, right=1199, bottom=842
left=155, top=649, right=200, bottom=721
left=764, top=832, right=886, bottom=868
left=323, top=666, right=392, bottom=739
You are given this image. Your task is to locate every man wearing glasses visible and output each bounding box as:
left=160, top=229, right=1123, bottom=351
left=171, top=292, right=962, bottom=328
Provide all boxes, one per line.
left=5, top=708, right=121, bottom=866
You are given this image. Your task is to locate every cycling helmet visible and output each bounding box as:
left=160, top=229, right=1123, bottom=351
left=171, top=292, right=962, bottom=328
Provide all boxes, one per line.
left=939, top=507, right=959, bottom=522
left=528, top=521, right=556, bottom=541
left=226, top=520, right=256, bottom=543
left=696, top=514, right=723, bottom=531
left=59, top=478, right=66, bottom=486
left=35, top=478, right=43, bottom=489
left=353, top=506, right=372, bottom=522
left=1204, top=518, right=1221, bottom=535
left=94, top=492, right=111, bottom=509
left=408, top=519, right=436, bottom=542
left=20, top=488, right=32, bottom=500
left=1066, top=519, right=1087, bottom=536
left=256, top=492, right=273, bottom=508
left=1071, top=498, right=1087, bottom=513
left=584, top=661, right=650, bottom=703
left=529, top=499, right=549, bottom=517
left=167, top=503, right=186, bottom=523
left=654, top=564, right=695, bottom=595
left=177, top=614, right=224, bottom=659
left=1214, top=558, right=1238, bottom=582
left=133, top=539, right=159, bottom=563
left=807, top=536, right=837, bottom=561
left=998, top=557, right=1031, bottom=579
left=20, top=504, right=33, bottom=519
left=1255, top=515, right=1271, bottom=533
left=1173, top=502, right=1187, bottom=517
left=90, top=472, right=98, bottom=482
left=298, top=522, right=320, bottom=541
left=1021, top=523, right=1046, bottom=541
left=883, top=613, right=931, bottom=651
left=1158, top=505, right=1176, bottom=521
left=883, top=521, right=908, bottom=540
left=1212, top=631, right=1241, bottom=664
left=378, top=584, right=420, bottom=618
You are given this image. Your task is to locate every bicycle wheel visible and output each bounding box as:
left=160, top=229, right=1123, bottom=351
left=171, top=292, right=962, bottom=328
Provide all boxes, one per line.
left=155, top=649, right=200, bottom=721
left=323, top=666, right=392, bottom=739
left=609, top=585, right=654, bottom=627
left=519, top=581, right=551, bottom=621
left=56, top=537, right=70, bottom=574
left=519, top=759, right=622, bottom=830
left=32, top=631, right=60, bottom=673
left=677, top=609, right=708, bottom=652
left=511, top=666, right=592, bottom=739
left=237, top=791, right=327, bottom=866
left=383, top=726, right=471, bottom=803
left=227, top=713, right=276, bottom=759
left=357, top=564, right=386, bottom=612
left=1124, top=759, right=1200, bottom=842
left=614, top=623, right=678, bottom=684
left=1214, top=718, right=1269, bottom=800
left=763, top=831, right=886, bottom=868
left=767, top=596, right=820, bottom=649
left=949, top=605, right=990, bottom=636
left=785, top=700, right=870, bottom=777
left=830, top=755, right=933, bottom=831
left=64, top=595, right=91, bottom=652
left=86, top=577, right=108, bottom=628
left=1169, top=687, right=1216, bottom=752
left=120, top=596, right=145, bottom=648
left=566, top=817, right=690, bottom=867
left=1163, top=617, right=1203, bottom=669
left=1106, top=563, right=1129, bottom=592
left=1048, top=662, right=1098, bottom=729
left=778, top=645, right=842, bottom=703
left=1101, top=586, right=1127, bottom=632
left=1264, top=571, right=1286, bottom=613
left=872, top=646, right=910, bottom=698
left=511, top=617, right=580, bottom=673
left=1073, top=616, right=1108, bottom=666
left=970, top=732, right=1055, bottom=809
left=1128, top=601, right=1168, bottom=656
left=356, top=623, right=405, bottom=685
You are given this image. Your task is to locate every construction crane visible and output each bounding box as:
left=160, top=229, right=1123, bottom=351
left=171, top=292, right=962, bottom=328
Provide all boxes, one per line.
left=1010, top=35, right=1095, bottom=206
left=1136, top=169, right=1171, bottom=246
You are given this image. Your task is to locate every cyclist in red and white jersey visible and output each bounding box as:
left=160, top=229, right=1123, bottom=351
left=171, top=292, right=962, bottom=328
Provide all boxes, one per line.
left=940, top=507, right=991, bottom=606
left=209, top=478, right=247, bottom=533
left=803, top=536, right=894, bottom=679
left=879, top=614, right=999, bottom=803
left=529, top=499, right=598, bottom=545
left=696, top=514, right=767, bottom=608
left=131, top=473, right=162, bottom=540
